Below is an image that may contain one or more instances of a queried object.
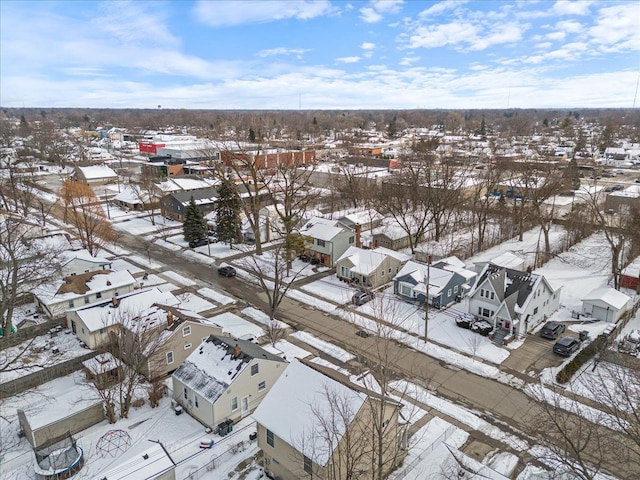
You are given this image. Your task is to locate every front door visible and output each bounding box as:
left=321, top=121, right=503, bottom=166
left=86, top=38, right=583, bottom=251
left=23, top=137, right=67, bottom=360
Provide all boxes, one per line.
left=71, top=320, right=76, bottom=334
left=241, top=396, right=249, bottom=416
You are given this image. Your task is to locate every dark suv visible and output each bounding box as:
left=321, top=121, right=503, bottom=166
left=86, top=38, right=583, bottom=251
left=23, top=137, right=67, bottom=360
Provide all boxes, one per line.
left=540, top=321, right=566, bottom=339
left=553, top=337, right=581, bottom=357
left=189, top=238, right=209, bottom=248
left=352, top=291, right=374, bottom=306
left=217, top=266, right=237, bottom=277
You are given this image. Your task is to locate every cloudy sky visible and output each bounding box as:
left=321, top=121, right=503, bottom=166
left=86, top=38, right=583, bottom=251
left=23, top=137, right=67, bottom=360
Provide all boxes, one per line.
left=1, top=0, right=638, bottom=109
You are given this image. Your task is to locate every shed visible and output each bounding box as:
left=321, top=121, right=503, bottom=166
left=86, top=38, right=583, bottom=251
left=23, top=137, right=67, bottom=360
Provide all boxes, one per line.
left=581, top=287, right=631, bottom=323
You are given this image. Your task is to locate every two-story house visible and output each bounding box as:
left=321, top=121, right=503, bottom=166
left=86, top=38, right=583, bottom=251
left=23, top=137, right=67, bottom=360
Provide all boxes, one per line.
left=252, top=359, right=406, bottom=480
left=300, top=216, right=358, bottom=267
left=468, top=263, right=561, bottom=340
left=336, top=246, right=411, bottom=289
left=172, top=335, right=287, bottom=430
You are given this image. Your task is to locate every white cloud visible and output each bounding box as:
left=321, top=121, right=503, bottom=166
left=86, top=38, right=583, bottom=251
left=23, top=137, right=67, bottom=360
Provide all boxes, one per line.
left=336, top=56, right=361, bottom=63
left=399, top=56, right=419, bottom=66
left=256, top=47, right=309, bottom=58
left=466, top=22, right=523, bottom=51
left=546, top=31, right=566, bottom=42
left=555, top=19, right=583, bottom=34
left=418, top=0, right=468, bottom=18
left=359, top=0, right=403, bottom=23
left=194, top=0, right=335, bottom=27
left=588, top=3, right=640, bottom=52
left=551, top=0, right=593, bottom=16
left=361, top=42, right=376, bottom=50
left=408, top=22, right=479, bottom=49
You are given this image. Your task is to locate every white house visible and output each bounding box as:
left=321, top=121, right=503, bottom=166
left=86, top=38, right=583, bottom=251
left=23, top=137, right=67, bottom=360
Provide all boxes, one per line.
left=34, top=270, right=137, bottom=319
left=468, top=264, right=561, bottom=340
left=74, top=165, right=118, bottom=186
left=581, top=287, right=631, bottom=323
left=300, top=216, right=358, bottom=267
left=172, top=335, right=287, bottom=430
left=60, top=249, right=112, bottom=277
left=335, top=246, right=410, bottom=288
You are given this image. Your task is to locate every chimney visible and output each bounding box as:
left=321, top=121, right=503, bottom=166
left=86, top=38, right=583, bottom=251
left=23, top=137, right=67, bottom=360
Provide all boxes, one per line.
left=355, top=224, right=361, bottom=248
left=233, top=344, right=241, bottom=358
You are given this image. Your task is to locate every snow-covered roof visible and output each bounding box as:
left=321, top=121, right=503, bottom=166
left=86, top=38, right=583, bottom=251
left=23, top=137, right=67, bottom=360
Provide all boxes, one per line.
left=300, top=216, right=350, bottom=241
left=112, top=185, right=151, bottom=204
left=173, top=335, right=285, bottom=404
left=395, top=261, right=456, bottom=296
left=60, top=249, right=110, bottom=267
left=336, top=246, right=389, bottom=275
left=622, top=256, right=640, bottom=278
left=475, top=251, right=524, bottom=270
left=76, top=165, right=118, bottom=180
left=82, top=352, right=120, bottom=375
left=252, top=359, right=367, bottom=466
left=35, top=270, right=137, bottom=305
left=97, top=441, right=174, bottom=480
left=72, top=287, right=179, bottom=332
left=582, top=287, right=631, bottom=311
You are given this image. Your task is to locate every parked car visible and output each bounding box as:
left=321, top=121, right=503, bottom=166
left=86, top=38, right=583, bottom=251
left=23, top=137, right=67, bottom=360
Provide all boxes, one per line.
left=299, top=253, right=310, bottom=262
left=471, top=320, right=493, bottom=336
left=612, top=184, right=623, bottom=191
left=217, top=266, right=237, bottom=277
left=352, top=291, right=374, bottom=306
left=189, top=238, right=209, bottom=248
left=540, top=321, right=566, bottom=339
left=455, top=315, right=475, bottom=329
left=553, top=337, right=581, bottom=357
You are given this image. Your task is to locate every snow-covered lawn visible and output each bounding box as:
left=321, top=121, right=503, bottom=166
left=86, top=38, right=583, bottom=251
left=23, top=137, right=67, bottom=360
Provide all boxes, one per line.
left=302, top=274, right=355, bottom=303
left=198, top=287, right=236, bottom=306
left=241, top=307, right=289, bottom=329
left=208, top=312, right=266, bottom=339
left=290, top=331, right=355, bottom=362
left=264, top=339, right=312, bottom=360
left=161, top=270, right=198, bottom=287
left=235, top=249, right=322, bottom=284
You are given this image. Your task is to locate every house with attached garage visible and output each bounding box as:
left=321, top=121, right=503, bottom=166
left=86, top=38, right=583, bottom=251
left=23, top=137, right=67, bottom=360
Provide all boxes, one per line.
left=59, top=249, right=112, bottom=277
left=252, top=358, right=407, bottom=480
left=393, top=261, right=469, bottom=309
left=300, top=216, right=359, bottom=267
left=335, top=246, right=411, bottom=289
left=467, top=263, right=561, bottom=341
left=171, top=335, right=287, bottom=431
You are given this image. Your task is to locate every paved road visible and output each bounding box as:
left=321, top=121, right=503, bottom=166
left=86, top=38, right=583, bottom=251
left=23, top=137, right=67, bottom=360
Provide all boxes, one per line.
left=44, top=203, right=637, bottom=479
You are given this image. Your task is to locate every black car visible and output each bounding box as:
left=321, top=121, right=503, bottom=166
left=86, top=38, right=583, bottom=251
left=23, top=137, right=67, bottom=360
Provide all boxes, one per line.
left=455, top=316, right=475, bottom=329
left=189, top=238, right=209, bottom=248
left=217, top=266, right=237, bottom=277
left=299, top=253, right=310, bottom=262
left=352, top=291, right=374, bottom=306
left=471, top=320, right=493, bottom=336
left=540, top=321, right=566, bottom=339
left=553, top=337, right=581, bottom=357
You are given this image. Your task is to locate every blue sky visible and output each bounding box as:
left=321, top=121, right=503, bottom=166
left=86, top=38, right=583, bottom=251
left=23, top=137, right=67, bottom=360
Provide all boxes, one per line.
left=1, top=0, right=638, bottom=109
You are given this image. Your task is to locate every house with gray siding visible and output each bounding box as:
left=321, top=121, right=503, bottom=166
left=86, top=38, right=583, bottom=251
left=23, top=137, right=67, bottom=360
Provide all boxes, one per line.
left=393, top=261, right=468, bottom=309
left=300, top=216, right=358, bottom=267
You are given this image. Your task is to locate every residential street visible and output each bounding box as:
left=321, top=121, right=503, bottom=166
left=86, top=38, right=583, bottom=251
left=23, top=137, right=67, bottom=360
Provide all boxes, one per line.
left=114, top=229, right=639, bottom=479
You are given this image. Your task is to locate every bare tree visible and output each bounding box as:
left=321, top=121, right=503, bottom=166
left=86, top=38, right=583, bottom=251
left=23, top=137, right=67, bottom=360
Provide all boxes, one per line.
left=58, top=179, right=115, bottom=256
left=465, top=164, right=503, bottom=255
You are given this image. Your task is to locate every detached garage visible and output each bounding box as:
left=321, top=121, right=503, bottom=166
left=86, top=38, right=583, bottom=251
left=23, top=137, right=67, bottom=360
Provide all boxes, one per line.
left=581, top=287, right=631, bottom=323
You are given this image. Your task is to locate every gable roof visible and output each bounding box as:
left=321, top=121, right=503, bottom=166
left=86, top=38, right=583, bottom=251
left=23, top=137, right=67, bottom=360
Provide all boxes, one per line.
left=76, top=165, right=118, bottom=180
left=251, top=359, right=367, bottom=467
left=582, top=287, right=630, bottom=310
left=173, top=335, right=285, bottom=404
left=167, top=187, right=218, bottom=207
left=35, top=270, right=136, bottom=303
left=336, top=246, right=389, bottom=275
left=394, top=261, right=461, bottom=296
left=60, top=249, right=110, bottom=267
left=300, top=216, right=351, bottom=241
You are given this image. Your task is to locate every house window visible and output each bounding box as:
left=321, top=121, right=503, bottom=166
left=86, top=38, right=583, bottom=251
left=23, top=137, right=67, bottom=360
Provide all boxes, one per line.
left=454, top=286, right=458, bottom=293
left=251, top=364, right=259, bottom=376
left=194, top=396, right=199, bottom=408
left=304, top=455, right=312, bottom=473
left=490, top=291, right=495, bottom=300
left=96, top=292, right=102, bottom=299
left=68, top=300, right=74, bottom=308
left=401, top=285, right=412, bottom=296
left=349, top=236, right=355, bottom=244
left=184, top=343, right=192, bottom=350
left=183, top=387, right=188, bottom=400
left=166, top=351, right=174, bottom=364
left=482, top=308, right=490, bottom=317
left=447, top=289, right=452, bottom=297
left=317, top=239, right=325, bottom=247
left=182, top=326, right=191, bottom=336
left=381, top=270, right=385, bottom=277
left=231, top=397, right=238, bottom=411
left=478, top=307, right=483, bottom=315
left=267, top=429, right=275, bottom=447
left=480, top=289, right=484, bottom=297
left=84, top=296, right=90, bottom=304
left=258, top=381, right=266, bottom=391
left=99, top=328, right=105, bottom=334
left=388, top=268, right=392, bottom=273
left=534, top=307, right=539, bottom=315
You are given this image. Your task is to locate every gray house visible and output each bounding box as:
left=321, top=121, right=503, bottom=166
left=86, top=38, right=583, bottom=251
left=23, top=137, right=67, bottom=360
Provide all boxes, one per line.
left=393, top=261, right=467, bottom=309
left=172, top=335, right=287, bottom=430
left=159, top=188, right=218, bottom=221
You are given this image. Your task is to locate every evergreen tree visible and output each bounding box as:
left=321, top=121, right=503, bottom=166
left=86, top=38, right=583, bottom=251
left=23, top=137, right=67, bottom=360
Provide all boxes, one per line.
left=387, top=116, right=397, bottom=138
left=248, top=127, right=256, bottom=143
left=480, top=116, right=486, bottom=137
left=215, top=177, right=242, bottom=248
left=183, top=196, right=207, bottom=242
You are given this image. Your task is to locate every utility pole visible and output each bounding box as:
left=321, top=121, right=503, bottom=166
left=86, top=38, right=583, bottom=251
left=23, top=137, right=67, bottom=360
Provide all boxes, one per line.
left=424, top=255, right=431, bottom=342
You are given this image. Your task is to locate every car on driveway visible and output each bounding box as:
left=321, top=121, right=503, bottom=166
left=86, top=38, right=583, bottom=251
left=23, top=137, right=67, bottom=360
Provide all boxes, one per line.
left=217, top=266, right=236, bottom=277
left=553, top=336, right=581, bottom=357
left=540, top=321, right=566, bottom=339
left=471, top=320, right=493, bottom=336
left=352, top=291, right=374, bottom=306
left=189, top=238, right=209, bottom=248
